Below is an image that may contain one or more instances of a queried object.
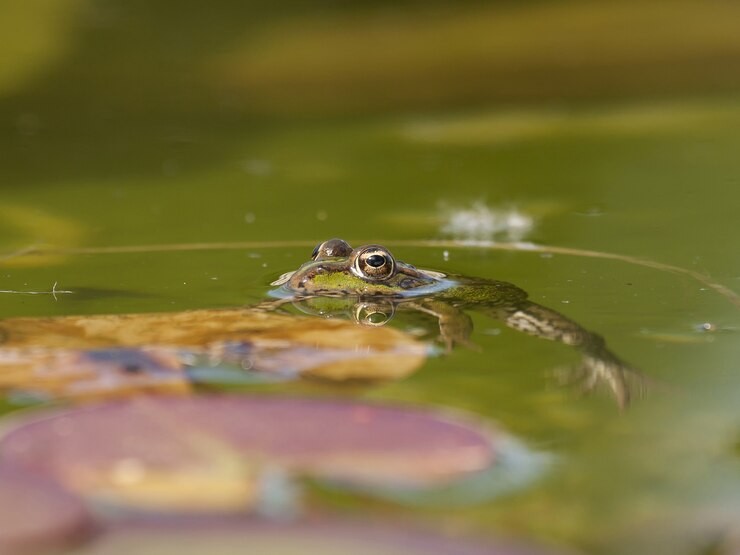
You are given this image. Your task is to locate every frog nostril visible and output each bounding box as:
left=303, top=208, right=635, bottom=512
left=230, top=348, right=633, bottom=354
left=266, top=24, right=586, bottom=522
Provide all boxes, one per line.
left=366, top=254, right=386, bottom=268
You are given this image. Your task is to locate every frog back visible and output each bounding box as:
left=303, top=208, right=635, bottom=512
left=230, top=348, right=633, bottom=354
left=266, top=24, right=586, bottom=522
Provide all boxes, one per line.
left=438, top=276, right=528, bottom=308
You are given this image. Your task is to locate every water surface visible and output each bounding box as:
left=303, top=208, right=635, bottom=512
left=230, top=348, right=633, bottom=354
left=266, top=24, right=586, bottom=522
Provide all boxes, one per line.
left=1, top=2, right=739, bottom=553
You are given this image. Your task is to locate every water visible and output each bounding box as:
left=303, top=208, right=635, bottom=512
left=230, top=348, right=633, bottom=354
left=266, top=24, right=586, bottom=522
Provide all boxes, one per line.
left=1, top=2, right=739, bottom=553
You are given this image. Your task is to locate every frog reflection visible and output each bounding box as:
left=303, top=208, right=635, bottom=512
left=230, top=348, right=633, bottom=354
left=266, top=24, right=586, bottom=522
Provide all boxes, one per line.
left=264, top=238, right=643, bottom=408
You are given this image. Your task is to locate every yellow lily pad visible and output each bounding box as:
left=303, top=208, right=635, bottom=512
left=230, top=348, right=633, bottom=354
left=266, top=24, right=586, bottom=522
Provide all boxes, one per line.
left=0, top=309, right=426, bottom=400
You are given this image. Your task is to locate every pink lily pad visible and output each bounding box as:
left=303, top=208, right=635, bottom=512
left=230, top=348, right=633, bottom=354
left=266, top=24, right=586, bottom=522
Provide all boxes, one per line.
left=0, top=396, right=495, bottom=511
left=77, top=518, right=568, bottom=555
left=0, top=468, right=94, bottom=553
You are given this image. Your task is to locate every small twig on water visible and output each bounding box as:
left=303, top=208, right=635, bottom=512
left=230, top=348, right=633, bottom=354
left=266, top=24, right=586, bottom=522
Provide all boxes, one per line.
left=0, top=281, right=73, bottom=300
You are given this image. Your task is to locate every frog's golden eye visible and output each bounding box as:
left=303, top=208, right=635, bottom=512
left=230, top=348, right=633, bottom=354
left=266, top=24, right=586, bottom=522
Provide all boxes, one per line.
left=312, top=238, right=353, bottom=260
left=351, top=245, right=396, bottom=281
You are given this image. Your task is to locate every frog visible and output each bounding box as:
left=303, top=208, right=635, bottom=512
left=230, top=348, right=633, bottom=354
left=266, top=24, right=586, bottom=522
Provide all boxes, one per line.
left=266, top=238, right=642, bottom=408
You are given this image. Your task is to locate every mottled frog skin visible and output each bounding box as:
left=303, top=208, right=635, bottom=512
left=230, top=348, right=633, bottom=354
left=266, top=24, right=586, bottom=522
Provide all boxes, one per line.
left=266, top=239, right=641, bottom=407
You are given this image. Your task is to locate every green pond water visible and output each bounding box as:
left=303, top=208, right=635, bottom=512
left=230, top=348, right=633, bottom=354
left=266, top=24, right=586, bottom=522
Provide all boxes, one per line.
left=1, top=1, right=740, bottom=554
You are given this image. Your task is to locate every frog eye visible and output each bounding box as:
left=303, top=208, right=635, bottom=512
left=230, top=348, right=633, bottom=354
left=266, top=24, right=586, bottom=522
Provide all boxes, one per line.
left=351, top=245, right=396, bottom=281
left=312, top=238, right=353, bottom=260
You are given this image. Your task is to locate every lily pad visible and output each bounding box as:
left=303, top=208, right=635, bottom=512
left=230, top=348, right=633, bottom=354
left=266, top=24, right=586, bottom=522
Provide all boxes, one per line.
left=0, top=347, right=191, bottom=401
left=0, top=309, right=427, bottom=400
left=0, top=467, right=94, bottom=553
left=0, top=396, right=495, bottom=512
left=73, top=518, right=565, bottom=555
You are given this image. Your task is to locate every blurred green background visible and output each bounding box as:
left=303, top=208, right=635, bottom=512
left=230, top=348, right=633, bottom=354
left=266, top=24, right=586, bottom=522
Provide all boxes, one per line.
left=1, top=1, right=740, bottom=554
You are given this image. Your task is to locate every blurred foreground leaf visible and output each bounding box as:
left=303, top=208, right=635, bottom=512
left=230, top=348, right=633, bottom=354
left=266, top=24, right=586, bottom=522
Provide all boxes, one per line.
left=0, top=467, right=93, bottom=553
left=72, top=518, right=568, bottom=555
left=0, top=309, right=427, bottom=400
left=0, top=396, right=496, bottom=512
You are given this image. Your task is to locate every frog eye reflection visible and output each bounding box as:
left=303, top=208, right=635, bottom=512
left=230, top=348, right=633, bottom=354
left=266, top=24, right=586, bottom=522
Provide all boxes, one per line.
left=312, top=238, right=353, bottom=260
left=352, top=246, right=396, bottom=281
left=353, top=301, right=395, bottom=327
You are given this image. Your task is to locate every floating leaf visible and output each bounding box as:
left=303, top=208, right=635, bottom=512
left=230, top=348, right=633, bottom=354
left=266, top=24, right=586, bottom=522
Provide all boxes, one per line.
left=0, top=468, right=93, bottom=553
left=0, top=396, right=495, bottom=512
left=73, top=518, right=565, bottom=555
left=0, top=310, right=427, bottom=400
left=347, top=434, right=550, bottom=507
left=0, top=347, right=191, bottom=401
